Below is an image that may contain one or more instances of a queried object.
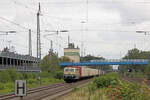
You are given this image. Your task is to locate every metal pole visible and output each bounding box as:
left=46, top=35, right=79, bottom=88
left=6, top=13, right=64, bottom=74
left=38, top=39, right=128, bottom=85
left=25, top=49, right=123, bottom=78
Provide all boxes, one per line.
left=86, top=0, right=88, bottom=22
left=37, top=2, right=41, bottom=60
left=29, top=29, right=32, bottom=56
left=68, top=35, right=70, bottom=47
left=37, top=11, right=39, bottom=59
left=37, top=3, right=42, bottom=84
left=50, top=40, right=53, bottom=52
left=81, top=21, right=85, bottom=57
left=20, top=96, right=23, bottom=100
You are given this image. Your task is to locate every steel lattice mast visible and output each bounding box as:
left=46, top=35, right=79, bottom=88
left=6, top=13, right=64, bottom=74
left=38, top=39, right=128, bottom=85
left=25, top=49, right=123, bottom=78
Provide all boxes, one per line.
left=37, top=3, right=41, bottom=60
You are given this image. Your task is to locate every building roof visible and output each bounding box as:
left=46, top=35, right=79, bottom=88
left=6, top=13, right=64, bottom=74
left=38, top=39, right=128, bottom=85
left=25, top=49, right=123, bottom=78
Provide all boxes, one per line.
left=0, top=51, right=39, bottom=61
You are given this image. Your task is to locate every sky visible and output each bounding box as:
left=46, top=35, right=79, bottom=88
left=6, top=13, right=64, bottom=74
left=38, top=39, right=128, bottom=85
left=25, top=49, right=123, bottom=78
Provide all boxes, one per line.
left=0, top=0, right=150, bottom=59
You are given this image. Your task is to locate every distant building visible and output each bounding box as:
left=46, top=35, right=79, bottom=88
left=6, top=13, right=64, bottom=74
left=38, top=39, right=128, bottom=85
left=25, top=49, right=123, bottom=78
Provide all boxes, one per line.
left=64, top=43, right=80, bottom=62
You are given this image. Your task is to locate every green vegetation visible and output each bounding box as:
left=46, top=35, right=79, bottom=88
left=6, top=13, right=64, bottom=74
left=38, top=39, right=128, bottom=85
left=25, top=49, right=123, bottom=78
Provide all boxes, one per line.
left=60, top=73, right=150, bottom=100
left=0, top=52, right=64, bottom=94
left=92, top=73, right=121, bottom=88
left=87, top=73, right=150, bottom=100
left=57, top=85, right=108, bottom=100
left=40, top=53, right=60, bottom=72
left=127, top=72, right=146, bottom=78
left=0, top=69, right=63, bottom=94
left=40, top=52, right=64, bottom=80
left=59, top=56, right=70, bottom=62
left=119, top=48, right=150, bottom=78
left=80, top=54, right=105, bottom=61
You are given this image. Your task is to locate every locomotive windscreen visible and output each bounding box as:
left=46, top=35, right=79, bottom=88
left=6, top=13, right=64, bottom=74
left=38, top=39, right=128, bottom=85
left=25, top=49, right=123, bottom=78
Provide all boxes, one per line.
left=64, top=68, right=74, bottom=72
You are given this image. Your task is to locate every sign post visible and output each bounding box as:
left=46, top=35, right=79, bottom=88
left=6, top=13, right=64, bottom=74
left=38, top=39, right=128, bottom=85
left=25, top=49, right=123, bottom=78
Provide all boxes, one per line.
left=15, top=80, right=26, bottom=100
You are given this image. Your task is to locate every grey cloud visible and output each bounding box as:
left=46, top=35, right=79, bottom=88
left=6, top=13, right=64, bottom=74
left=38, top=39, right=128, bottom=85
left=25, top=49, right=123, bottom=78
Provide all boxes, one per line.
left=98, top=0, right=150, bottom=25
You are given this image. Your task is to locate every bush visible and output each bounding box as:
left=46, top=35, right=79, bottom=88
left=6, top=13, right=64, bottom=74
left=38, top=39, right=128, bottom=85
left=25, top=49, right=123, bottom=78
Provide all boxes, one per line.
left=41, top=71, right=52, bottom=78
left=4, top=83, right=14, bottom=92
left=93, top=73, right=121, bottom=88
left=27, top=79, right=38, bottom=84
left=88, top=82, right=97, bottom=95
left=0, top=70, right=11, bottom=83
left=7, top=69, right=20, bottom=81
left=0, top=83, right=5, bottom=90
left=54, top=71, right=64, bottom=79
left=107, top=80, right=150, bottom=100
left=22, top=72, right=35, bottom=79
left=0, top=69, right=23, bottom=82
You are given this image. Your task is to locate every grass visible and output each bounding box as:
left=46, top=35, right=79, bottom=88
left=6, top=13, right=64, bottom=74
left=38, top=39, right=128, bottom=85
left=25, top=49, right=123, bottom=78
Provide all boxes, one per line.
left=127, top=72, right=147, bottom=78
left=57, top=73, right=150, bottom=100
left=0, top=78, right=64, bottom=94
left=120, top=72, right=147, bottom=78
left=57, top=86, right=109, bottom=100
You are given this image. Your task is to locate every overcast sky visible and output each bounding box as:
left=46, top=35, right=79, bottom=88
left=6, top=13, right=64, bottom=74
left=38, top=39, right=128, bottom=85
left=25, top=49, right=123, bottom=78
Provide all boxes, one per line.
left=0, top=0, right=150, bottom=59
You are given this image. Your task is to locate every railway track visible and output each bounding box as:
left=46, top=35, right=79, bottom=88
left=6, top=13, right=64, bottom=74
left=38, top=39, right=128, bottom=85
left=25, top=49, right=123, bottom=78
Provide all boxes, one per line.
left=0, top=79, right=92, bottom=100
left=0, top=82, right=66, bottom=100
left=121, top=77, right=150, bottom=85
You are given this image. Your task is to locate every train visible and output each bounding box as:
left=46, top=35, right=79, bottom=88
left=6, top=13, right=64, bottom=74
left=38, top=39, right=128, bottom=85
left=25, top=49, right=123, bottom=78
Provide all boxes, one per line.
left=64, top=66, right=102, bottom=82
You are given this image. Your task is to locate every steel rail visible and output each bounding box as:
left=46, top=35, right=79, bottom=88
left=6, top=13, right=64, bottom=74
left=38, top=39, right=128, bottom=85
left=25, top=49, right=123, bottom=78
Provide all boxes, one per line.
left=0, top=79, right=92, bottom=100
left=32, top=78, right=92, bottom=100
left=121, top=77, right=150, bottom=85
left=0, top=82, right=66, bottom=100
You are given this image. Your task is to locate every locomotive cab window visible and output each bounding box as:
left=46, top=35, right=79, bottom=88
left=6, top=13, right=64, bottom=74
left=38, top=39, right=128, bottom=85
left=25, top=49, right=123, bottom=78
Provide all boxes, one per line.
left=65, top=68, right=74, bottom=72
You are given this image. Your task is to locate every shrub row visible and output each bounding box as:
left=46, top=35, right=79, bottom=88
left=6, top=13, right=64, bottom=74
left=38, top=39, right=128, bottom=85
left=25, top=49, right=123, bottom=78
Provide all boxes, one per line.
left=107, top=79, right=150, bottom=100
left=0, top=69, right=40, bottom=83
left=93, top=73, right=121, bottom=88
left=0, top=69, right=64, bottom=83
left=88, top=73, right=150, bottom=100
left=88, top=73, right=121, bottom=95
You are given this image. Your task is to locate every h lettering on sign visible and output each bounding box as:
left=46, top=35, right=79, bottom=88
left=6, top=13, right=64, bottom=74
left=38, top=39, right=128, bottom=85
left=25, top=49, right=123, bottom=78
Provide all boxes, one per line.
left=15, top=80, right=26, bottom=96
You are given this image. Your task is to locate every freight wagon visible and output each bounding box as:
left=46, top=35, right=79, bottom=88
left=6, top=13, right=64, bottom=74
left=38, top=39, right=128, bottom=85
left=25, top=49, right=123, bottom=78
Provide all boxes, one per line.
left=64, top=66, right=99, bottom=82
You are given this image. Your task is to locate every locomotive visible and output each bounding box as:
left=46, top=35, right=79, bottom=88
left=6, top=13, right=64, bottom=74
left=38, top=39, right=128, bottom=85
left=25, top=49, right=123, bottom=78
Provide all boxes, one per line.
left=64, top=66, right=100, bottom=82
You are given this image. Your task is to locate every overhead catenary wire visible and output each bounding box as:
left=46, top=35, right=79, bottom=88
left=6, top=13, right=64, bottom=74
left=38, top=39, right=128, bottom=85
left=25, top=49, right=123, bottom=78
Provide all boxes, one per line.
left=0, top=15, right=67, bottom=54
left=10, top=0, right=149, bottom=27
left=1, top=0, right=149, bottom=57
left=0, top=1, right=68, bottom=57
left=11, top=0, right=73, bottom=21
left=8, top=0, right=150, bottom=5
left=0, top=16, right=37, bottom=37
left=0, top=17, right=29, bottom=30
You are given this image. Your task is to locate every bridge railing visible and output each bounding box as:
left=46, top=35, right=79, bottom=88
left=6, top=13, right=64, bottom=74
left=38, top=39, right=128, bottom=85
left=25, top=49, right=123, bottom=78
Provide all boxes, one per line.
left=89, top=59, right=148, bottom=62
left=60, top=59, right=149, bottom=66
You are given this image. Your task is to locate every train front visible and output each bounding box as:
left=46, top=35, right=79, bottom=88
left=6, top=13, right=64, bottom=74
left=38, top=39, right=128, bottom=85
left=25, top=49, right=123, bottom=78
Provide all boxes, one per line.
left=64, top=67, right=80, bottom=82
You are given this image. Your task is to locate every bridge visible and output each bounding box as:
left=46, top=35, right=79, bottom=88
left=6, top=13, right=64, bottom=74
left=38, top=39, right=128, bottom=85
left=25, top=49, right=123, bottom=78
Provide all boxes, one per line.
left=60, top=59, right=149, bottom=66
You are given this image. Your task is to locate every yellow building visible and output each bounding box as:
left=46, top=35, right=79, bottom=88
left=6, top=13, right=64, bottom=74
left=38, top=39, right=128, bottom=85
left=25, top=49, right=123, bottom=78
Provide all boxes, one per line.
left=64, top=43, right=80, bottom=62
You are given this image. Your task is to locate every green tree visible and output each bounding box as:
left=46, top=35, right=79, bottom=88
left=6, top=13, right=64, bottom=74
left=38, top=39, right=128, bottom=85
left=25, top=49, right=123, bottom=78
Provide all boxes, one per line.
left=80, top=54, right=105, bottom=61
left=40, top=52, right=61, bottom=73
left=123, top=48, right=150, bottom=59
left=119, top=48, right=150, bottom=73
left=59, top=56, right=70, bottom=62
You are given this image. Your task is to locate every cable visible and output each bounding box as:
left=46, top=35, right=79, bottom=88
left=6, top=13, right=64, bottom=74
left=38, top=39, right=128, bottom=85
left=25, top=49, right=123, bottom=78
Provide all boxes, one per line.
left=11, top=0, right=73, bottom=21
left=86, top=0, right=88, bottom=22
left=10, top=1, right=150, bottom=5
left=0, top=17, right=29, bottom=30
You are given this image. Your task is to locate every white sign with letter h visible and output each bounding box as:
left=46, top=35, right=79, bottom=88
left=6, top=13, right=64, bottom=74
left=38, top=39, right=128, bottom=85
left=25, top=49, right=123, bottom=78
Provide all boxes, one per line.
left=15, top=80, right=26, bottom=96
